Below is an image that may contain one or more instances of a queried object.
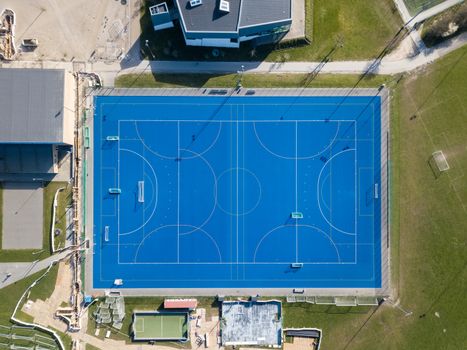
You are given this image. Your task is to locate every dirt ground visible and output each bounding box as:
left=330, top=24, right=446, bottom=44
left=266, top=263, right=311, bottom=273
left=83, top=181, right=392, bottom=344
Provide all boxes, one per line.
left=1, top=0, right=141, bottom=62
left=190, top=308, right=220, bottom=349
left=283, top=336, right=318, bottom=350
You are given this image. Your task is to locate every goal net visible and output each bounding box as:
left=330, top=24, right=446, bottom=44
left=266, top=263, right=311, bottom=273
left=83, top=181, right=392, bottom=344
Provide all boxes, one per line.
left=432, top=151, right=449, bottom=171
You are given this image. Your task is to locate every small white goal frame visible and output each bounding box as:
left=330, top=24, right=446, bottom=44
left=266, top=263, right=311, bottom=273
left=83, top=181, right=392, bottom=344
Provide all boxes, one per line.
left=432, top=150, right=450, bottom=172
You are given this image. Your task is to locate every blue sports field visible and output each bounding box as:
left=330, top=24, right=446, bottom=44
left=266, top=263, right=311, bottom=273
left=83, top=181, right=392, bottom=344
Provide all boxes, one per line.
left=93, top=92, right=383, bottom=289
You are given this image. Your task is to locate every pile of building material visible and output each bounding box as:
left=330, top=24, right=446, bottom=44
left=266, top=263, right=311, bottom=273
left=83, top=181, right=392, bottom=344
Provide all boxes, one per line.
left=0, top=9, right=16, bottom=60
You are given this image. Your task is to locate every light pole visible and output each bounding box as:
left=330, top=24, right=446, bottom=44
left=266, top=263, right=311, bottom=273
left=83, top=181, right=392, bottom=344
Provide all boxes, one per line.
left=145, top=39, right=155, bottom=60
left=236, top=64, right=245, bottom=90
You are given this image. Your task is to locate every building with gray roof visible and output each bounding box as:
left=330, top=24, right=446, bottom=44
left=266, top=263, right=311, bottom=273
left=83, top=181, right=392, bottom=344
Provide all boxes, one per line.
left=150, top=0, right=292, bottom=48
left=0, top=68, right=74, bottom=180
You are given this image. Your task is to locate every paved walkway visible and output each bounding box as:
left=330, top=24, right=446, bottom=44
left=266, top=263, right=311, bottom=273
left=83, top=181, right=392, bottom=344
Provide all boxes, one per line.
left=91, top=31, right=467, bottom=85
left=1, top=31, right=466, bottom=86
left=394, top=0, right=464, bottom=26
left=0, top=250, right=72, bottom=289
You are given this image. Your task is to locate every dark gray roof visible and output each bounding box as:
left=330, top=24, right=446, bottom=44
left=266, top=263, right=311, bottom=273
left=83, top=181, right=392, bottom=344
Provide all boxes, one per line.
left=239, top=0, right=291, bottom=28
left=0, top=144, right=54, bottom=174
left=0, top=68, right=65, bottom=143
left=176, top=0, right=241, bottom=32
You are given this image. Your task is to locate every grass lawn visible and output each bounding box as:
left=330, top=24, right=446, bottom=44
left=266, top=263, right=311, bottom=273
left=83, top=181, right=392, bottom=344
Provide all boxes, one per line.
left=141, top=0, right=402, bottom=62
left=0, top=181, right=70, bottom=262
left=52, top=184, right=73, bottom=251
left=115, top=72, right=391, bottom=89
left=295, top=47, right=467, bottom=350
left=0, top=265, right=72, bottom=349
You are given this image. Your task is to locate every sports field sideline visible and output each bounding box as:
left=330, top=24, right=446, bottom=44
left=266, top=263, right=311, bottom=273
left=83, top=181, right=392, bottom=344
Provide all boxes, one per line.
left=90, top=88, right=389, bottom=292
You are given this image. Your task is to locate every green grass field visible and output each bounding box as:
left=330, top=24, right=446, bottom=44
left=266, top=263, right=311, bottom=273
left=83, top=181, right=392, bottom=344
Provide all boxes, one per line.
left=141, top=0, right=402, bottom=62
left=133, top=313, right=187, bottom=340
left=404, top=0, right=445, bottom=15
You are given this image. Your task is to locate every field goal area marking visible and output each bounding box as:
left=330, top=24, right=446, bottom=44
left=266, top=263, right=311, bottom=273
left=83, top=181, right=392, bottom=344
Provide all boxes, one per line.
left=135, top=317, right=144, bottom=333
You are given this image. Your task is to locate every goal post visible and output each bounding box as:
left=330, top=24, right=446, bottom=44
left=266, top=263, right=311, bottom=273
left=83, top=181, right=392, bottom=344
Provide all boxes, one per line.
left=429, top=150, right=449, bottom=178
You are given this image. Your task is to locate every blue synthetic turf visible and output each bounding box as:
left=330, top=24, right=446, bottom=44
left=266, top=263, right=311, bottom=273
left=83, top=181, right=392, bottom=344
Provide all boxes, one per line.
left=93, top=94, right=382, bottom=289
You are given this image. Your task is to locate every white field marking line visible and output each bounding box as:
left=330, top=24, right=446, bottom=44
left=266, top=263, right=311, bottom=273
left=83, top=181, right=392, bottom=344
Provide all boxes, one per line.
left=319, top=173, right=331, bottom=212
left=174, top=148, right=218, bottom=235
left=355, top=120, right=358, bottom=263
left=229, top=106, right=233, bottom=281
left=142, top=145, right=146, bottom=256
left=100, top=102, right=373, bottom=110
left=98, top=276, right=373, bottom=286
left=316, top=148, right=357, bottom=236
left=358, top=167, right=376, bottom=217
left=177, top=121, right=180, bottom=264
left=329, top=128, right=333, bottom=243
left=99, top=104, right=104, bottom=280
left=252, top=224, right=341, bottom=263
left=133, top=224, right=222, bottom=263
left=122, top=119, right=355, bottom=123
left=295, top=121, right=298, bottom=263
left=215, top=167, right=262, bottom=217
left=134, top=120, right=222, bottom=160
left=118, top=261, right=358, bottom=265
left=242, top=104, right=246, bottom=280
left=118, top=148, right=159, bottom=236
left=138, top=318, right=145, bottom=333
left=236, top=114, right=239, bottom=270
left=252, top=121, right=341, bottom=160
left=100, top=167, right=117, bottom=216
left=142, top=165, right=156, bottom=211
left=371, top=104, right=375, bottom=271
left=101, top=273, right=378, bottom=282
left=117, top=117, right=120, bottom=264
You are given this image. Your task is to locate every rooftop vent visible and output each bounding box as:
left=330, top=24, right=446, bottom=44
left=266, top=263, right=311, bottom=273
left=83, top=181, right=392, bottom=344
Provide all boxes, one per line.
left=190, top=0, right=203, bottom=7
left=149, top=2, right=169, bottom=15
left=219, top=0, right=230, bottom=12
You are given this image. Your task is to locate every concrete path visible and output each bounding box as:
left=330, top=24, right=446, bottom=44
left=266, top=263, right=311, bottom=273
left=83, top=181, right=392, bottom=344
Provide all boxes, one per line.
left=90, top=31, right=467, bottom=85
left=394, top=0, right=464, bottom=26
left=0, top=250, right=71, bottom=289
left=0, top=31, right=465, bottom=86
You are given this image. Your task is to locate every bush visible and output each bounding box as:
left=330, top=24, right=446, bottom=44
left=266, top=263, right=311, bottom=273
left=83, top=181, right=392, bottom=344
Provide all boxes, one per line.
left=422, top=4, right=467, bottom=47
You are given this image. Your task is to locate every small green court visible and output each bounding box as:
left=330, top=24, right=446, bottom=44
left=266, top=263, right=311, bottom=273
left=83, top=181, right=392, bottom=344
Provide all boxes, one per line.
left=132, top=312, right=189, bottom=341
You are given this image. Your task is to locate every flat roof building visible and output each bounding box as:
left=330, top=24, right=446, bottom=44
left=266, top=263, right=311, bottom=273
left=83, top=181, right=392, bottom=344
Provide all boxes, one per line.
left=150, top=0, right=292, bottom=48
left=0, top=68, right=74, bottom=181
left=221, top=300, right=282, bottom=347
